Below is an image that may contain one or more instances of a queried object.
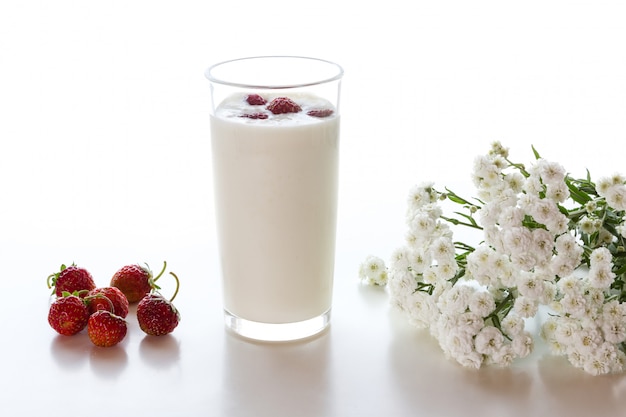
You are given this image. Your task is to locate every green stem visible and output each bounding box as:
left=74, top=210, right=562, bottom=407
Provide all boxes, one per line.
left=168, top=272, right=180, bottom=302
left=153, top=261, right=167, bottom=282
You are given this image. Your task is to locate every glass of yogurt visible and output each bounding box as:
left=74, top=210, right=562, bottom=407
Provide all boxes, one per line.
left=205, top=56, right=343, bottom=341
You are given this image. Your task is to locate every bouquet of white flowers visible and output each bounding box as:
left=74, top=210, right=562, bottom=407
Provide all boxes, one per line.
left=360, top=141, right=626, bottom=375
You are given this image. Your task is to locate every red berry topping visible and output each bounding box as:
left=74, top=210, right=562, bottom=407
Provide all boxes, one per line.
left=246, top=94, right=267, bottom=105
left=86, top=287, right=130, bottom=318
left=88, top=310, right=127, bottom=347
left=266, top=97, right=302, bottom=114
left=239, top=112, right=269, bottom=120
left=48, top=293, right=90, bottom=336
left=47, top=264, right=96, bottom=297
left=307, top=109, right=334, bottom=118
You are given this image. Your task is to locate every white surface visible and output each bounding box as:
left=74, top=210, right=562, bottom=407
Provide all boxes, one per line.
left=1, top=1, right=626, bottom=416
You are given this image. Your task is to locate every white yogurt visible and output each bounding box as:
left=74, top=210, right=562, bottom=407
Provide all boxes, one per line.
left=211, top=92, right=340, bottom=323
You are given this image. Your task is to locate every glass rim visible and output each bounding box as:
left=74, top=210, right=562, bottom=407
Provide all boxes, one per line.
left=204, top=55, right=344, bottom=89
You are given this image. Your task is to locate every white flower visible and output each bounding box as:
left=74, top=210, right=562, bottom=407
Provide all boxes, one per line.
left=602, top=300, right=626, bottom=322
left=456, top=311, right=485, bottom=336
left=358, top=255, right=388, bottom=286
left=557, top=274, right=584, bottom=297
left=531, top=228, right=555, bottom=266
left=504, top=171, right=525, bottom=194
left=560, top=293, right=588, bottom=318
left=602, top=320, right=626, bottom=344
left=407, top=247, right=432, bottom=275
left=408, top=212, right=436, bottom=240
left=573, top=327, right=602, bottom=355
left=588, top=265, right=616, bottom=289
left=432, top=236, right=456, bottom=265
left=439, top=328, right=475, bottom=360
left=438, top=285, right=474, bottom=315
left=455, top=350, right=484, bottom=369
left=601, top=183, right=626, bottom=211
left=502, top=226, right=533, bottom=256
left=546, top=181, right=569, bottom=203
left=405, top=291, right=438, bottom=329
left=590, top=247, right=613, bottom=267
left=538, top=280, right=557, bottom=305
left=406, top=182, right=438, bottom=211
left=389, top=247, right=410, bottom=272
left=387, top=269, right=416, bottom=301
left=472, top=155, right=503, bottom=191
left=516, top=272, right=545, bottom=300
left=579, top=216, right=601, bottom=234
left=512, top=332, right=534, bottom=358
left=501, top=314, right=525, bottom=337
left=422, top=266, right=439, bottom=285
left=474, top=326, right=505, bottom=355
left=497, top=205, right=523, bottom=228
left=541, top=316, right=558, bottom=340
left=431, top=262, right=457, bottom=282
left=582, top=342, right=617, bottom=375
left=513, top=296, right=538, bottom=318
left=489, top=344, right=515, bottom=367
left=535, top=159, right=567, bottom=185
left=468, top=291, right=496, bottom=317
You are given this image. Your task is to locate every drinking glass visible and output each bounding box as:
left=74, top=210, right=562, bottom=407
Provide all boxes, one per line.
left=206, top=56, right=343, bottom=341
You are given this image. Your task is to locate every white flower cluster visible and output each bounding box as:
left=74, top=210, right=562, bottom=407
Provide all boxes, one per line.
left=359, top=142, right=626, bottom=375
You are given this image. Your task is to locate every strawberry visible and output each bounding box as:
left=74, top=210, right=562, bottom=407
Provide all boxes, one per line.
left=137, top=293, right=181, bottom=336
left=246, top=94, right=267, bottom=105
left=137, top=272, right=181, bottom=336
left=86, top=287, right=130, bottom=318
left=48, top=293, right=90, bottom=336
left=266, top=97, right=302, bottom=114
left=110, top=262, right=165, bottom=303
left=239, top=112, right=269, bottom=120
left=307, top=108, right=334, bottom=118
left=47, top=264, right=96, bottom=297
left=87, top=310, right=127, bottom=347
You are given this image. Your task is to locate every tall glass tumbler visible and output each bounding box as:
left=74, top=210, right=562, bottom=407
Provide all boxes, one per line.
left=205, top=56, right=343, bottom=341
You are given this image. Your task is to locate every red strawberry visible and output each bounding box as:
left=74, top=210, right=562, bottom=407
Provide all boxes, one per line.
left=266, top=97, right=302, bottom=114
left=137, top=272, right=181, bottom=336
left=307, top=109, right=334, bottom=118
left=87, top=310, right=127, bottom=347
left=137, top=293, right=181, bottom=336
left=48, top=293, right=90, bottom=336
left=86, top=287, right=130, bottom=318
left=239, top=112, right=269, bottom=120
left=47, top=264, right=96, bottom=297
left=246, top=94, right=267, bottom=105
left=110, top=262, right=165, bottom=303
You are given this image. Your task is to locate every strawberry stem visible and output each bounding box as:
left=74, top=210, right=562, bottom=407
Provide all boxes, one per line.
left=153, top=261, right=167, bottom=282
left=86, top=293, right=115, bottom=312
left=168, top=272, right=180, bottom=303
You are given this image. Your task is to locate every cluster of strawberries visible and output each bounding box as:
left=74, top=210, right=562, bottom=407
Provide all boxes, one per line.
left=47, top=262, right=181, bottom=347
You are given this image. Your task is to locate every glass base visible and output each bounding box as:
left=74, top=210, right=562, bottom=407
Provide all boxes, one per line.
left=224, top=309, right=331, bottom=342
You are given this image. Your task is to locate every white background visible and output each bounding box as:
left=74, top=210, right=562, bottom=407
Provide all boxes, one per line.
left=1, top=1, right=626, bottom=416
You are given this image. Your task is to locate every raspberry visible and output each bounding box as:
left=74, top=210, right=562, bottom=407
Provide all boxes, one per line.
left=239, top=112, right=269, bottom=120
left=266, top=97, right=302, bottom=114
left=307, top=109, right=334, bottom=118
left=246, top=94, right=267, bottom=105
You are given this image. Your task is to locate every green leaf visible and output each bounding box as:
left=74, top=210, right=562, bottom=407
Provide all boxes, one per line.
left=565, top=176, right=592, bottom=204
left=531, top=144, right=541, bottom=160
